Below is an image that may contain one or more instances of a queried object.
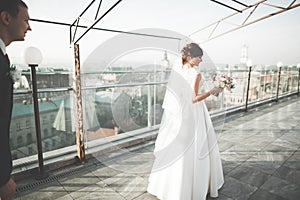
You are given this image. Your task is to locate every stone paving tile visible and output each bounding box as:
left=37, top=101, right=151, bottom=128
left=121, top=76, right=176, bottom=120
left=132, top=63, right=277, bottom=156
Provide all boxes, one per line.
left=243, top=132, right=280, bottom=144
left=225, top=143, right=264, bottom=153
left=206, top=194, right=233, bottom=200
left=90, top=164, right=122, bottom=181
left=283, top=152, right=300, bottom=170
left=102, top=172, right=148, bottom=200
left=268, top=138, right=299, bottom=150
left=58, top=171, right=102, bottom=193
left=101, top=152, right=154, bottom=175
left=260, top=176, right=300, bottom=200
left=17, top=181, right=69, bottom=200
left=221, top=151, right=253, bottom=163
left=279, top=133, right=300, bottom=146
left=221, top=160, right=242, bottom=175
left=228, top=164, right=270, bottom=188
left=218, top=131, right=256, bottom=143
left=206, top=193, right=233, bottom=200
left=262, top=144, right=296, bottom=153
left=56, top=194, right=74, bottom=200
left=216, top=140, right=235, bottom=152
left=272, top=165, right=300, bottom=186
left=249, top=189, right=287, bottom=200
left=69, top=181, right=126, bottom=200
left=246, top=152, right=293, bottom=174
left=219, top=176, right=257, bottom=200
left=133, top=192, right=159, bottom=200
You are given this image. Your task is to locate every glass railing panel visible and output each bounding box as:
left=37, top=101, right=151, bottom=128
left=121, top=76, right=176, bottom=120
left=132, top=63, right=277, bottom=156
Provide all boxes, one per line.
left=81, top=82, right=167, bottom=143
left=10, top=92, right=36, bottom=160
left=290, top=70, right=299, bottom=92
left=248, top=68, right=261, bottom=103
left=270, top=70, right=279, bottom=98
left=263, top=69, right=276, bottom=99
left=283, top=69, right=298, bottom=94
left=38, top=90, right=76, bottom=154
left=11, top=89, right=76, bottom=161
left=220, top=69, right=249, bottom=109
left=279, top=70, right=288, bottom=96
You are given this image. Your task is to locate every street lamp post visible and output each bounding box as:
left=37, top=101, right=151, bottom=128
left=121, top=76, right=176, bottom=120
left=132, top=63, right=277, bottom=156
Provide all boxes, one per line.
left=24, top=47, right=48, bottom=179
left=276, top=61, right=283, bottom=102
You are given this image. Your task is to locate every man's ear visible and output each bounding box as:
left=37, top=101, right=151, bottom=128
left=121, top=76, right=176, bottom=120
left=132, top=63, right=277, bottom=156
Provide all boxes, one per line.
left=0, top=11, right=11, bottom=26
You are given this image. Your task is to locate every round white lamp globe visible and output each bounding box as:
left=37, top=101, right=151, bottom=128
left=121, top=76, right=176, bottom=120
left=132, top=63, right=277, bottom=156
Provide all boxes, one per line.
left=277, top=61, right=283, bottom=68
left=24, top=46, right=42, bottom=65
left=246, top=60, right=253, bottom=67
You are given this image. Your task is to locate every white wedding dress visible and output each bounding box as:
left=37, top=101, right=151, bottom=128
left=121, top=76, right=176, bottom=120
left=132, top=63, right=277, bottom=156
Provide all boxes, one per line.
left=147, top=62, right=224, bottom=200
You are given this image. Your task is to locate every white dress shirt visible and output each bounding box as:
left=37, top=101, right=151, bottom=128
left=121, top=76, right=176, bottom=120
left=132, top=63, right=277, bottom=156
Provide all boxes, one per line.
left=0, top=37, right=7, bottom=55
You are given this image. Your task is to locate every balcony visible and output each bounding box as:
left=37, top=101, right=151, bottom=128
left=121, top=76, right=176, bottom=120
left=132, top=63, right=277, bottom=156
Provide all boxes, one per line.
left=9, top=64, right=300, bottom=199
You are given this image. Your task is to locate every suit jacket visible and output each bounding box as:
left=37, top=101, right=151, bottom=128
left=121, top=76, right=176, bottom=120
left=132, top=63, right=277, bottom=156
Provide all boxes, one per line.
left=0, top=51, right=13, bottom=187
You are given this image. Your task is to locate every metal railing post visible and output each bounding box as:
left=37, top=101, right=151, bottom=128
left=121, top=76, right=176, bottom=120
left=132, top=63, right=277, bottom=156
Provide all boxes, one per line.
left=74, top=44, right=85, bottom=163
left=147, top=74, right=152, bottom=127
left=245, top=66, right=252, bottom=111
left=276, top=66, right=282, bottom=102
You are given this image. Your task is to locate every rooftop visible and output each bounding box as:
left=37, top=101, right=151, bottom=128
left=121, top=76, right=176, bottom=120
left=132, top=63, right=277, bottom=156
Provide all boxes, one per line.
left=13, top=96, right=300, bottom=200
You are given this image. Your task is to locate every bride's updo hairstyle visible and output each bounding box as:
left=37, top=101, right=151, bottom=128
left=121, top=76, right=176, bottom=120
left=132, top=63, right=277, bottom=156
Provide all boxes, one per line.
left=181, top=43, right=203, bottom=65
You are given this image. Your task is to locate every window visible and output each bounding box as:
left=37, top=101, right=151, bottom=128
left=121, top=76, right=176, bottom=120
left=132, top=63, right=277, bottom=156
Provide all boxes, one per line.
left=45, top=142, right=49, bottom=150
left=44, top=129, right=48, bottom=138
left=17, top=136, right=23, bottom=146
left=27, top=133, right=32, bottom=144
left=52, top=138, right=56, bottom=147
left=42, top=116, right=47, bottom=125
left=28, top=147, right=34, bottom=155
left=50, top=115, right=55, bottom=122
left=16, top=122, right=21, bottom=131
left=26, top=120, right=30, bottom=129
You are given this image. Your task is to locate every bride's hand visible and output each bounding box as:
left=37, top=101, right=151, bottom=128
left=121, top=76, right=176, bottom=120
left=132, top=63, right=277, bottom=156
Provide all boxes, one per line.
left=209, top=87, right=223, bottom=95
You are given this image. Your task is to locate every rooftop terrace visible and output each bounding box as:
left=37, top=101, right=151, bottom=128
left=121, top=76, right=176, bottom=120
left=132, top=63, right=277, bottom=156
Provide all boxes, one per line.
left=13, top=96, right=300, bottom=200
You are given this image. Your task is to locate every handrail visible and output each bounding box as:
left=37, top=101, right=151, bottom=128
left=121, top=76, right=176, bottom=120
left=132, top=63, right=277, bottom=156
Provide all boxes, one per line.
left=13, top=81, right=168, bottom=95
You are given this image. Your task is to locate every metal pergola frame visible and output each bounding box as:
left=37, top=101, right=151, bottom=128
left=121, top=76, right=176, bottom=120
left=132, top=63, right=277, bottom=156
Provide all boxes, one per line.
left=190, top=0, right=300, bottom=44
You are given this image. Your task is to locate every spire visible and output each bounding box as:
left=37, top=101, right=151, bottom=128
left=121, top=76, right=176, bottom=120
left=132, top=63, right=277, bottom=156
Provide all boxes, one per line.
left=161, top=50, right=170, bottom=68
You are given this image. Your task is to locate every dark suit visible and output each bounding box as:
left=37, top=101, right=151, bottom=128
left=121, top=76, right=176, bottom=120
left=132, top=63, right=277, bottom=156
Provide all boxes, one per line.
left=0, top=50, right=13, bottom=187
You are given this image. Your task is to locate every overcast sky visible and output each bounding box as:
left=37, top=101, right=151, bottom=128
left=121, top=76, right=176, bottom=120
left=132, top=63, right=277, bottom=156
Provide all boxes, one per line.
left=7, top=0, right=300, bottom=68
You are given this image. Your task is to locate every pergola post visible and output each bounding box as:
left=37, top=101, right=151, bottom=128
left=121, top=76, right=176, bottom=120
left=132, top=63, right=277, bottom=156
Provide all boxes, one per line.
left=74, top=43, right=85, bottom=163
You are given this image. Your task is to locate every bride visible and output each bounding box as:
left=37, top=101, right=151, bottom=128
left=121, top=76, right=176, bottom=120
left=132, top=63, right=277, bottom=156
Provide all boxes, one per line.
left=147, top=43, right=224, bottom=200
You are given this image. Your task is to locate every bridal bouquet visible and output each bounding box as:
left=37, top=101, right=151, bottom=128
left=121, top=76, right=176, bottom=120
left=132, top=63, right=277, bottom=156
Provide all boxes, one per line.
left=212, top=73, right=235, bottom=96
left=217, top=73, right=235, bottom=92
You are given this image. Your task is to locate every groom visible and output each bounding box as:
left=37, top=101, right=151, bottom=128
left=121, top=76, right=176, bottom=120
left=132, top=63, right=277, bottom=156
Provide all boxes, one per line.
left=0, top=0, right=31, bottom=199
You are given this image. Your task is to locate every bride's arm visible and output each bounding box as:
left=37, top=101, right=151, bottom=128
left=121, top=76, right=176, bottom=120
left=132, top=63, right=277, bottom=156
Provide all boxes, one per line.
left=192, top=74, right=222, bottom=103
left=192, top=74, right=210, bottom=103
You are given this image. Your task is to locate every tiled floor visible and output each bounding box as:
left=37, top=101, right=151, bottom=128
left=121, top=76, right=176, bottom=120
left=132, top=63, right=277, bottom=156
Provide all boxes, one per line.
left=14, top=97, right=300, bottom=200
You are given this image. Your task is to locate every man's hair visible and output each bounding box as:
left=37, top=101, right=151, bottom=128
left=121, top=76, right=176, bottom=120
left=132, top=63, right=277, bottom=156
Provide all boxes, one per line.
left=0, top=0, right=28, bottom=17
